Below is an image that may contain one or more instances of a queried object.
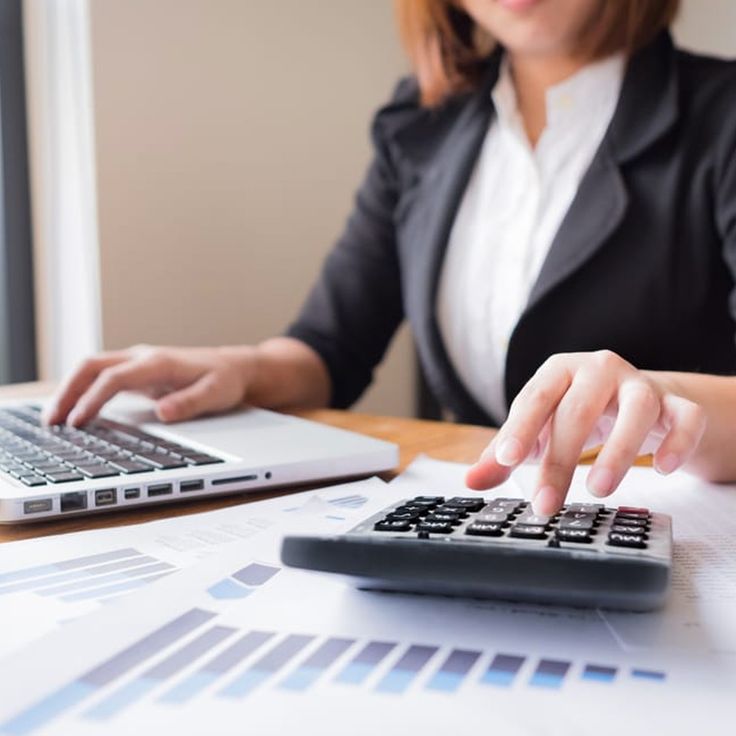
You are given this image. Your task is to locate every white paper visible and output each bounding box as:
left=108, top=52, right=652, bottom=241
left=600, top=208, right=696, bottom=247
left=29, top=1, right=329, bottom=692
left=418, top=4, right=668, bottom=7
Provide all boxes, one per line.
left=0, top=477, right=390, bottom=658
left=1, top=458, right=734, bottom=736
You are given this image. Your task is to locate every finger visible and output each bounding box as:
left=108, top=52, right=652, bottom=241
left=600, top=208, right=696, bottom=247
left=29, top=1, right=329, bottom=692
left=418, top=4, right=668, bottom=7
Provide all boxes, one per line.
left=42, top=352, right=130, bottom=425
left=493, top=357, right=574, bottom=468
left=466, top=436, right=513, bottom=490
left=533, top=369, right=617, bottom=514
left=586, top=380, right=662, bottom=498
left=155, top=373, right=222, bottom=422
left=67, top=357, right=173, bottom=426
left=652, top=394, right=706, bottom=474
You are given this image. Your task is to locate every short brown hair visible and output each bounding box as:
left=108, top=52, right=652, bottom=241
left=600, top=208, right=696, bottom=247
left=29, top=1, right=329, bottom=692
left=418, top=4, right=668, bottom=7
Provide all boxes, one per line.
left=395, top=0, right=680, bottom=106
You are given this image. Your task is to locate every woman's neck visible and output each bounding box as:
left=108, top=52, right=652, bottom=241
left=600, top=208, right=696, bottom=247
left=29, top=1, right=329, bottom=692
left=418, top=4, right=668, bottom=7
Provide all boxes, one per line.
left=508, top=52, right=588, bottom=146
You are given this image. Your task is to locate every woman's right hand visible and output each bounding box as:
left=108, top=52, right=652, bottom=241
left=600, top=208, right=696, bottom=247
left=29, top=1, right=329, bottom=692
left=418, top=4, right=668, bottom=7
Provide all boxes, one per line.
left=43, top=344, right=257, bottom=427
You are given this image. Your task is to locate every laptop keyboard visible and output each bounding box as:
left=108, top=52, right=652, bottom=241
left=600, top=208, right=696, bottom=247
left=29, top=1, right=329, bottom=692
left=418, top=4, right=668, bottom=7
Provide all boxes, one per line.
left=0, top=405, right=223, bottom=487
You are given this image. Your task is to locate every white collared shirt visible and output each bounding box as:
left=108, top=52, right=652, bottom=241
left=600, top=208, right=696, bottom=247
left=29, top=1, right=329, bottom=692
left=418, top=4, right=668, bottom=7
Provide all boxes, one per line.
left=437, top=53, right=625, bottom=421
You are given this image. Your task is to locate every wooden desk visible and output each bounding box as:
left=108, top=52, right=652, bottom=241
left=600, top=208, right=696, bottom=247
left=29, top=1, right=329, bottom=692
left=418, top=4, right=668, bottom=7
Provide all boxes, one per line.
left=0, top=382, right=495, bottom=544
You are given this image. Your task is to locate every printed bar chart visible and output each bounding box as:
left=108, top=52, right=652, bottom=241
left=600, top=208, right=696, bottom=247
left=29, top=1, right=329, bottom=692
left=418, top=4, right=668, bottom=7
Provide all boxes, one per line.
left=279, top=638, right=356, bottom=692
left=375, top=645, right=439, bottom=694
left=334, top=641, right=397, bottom=685
left=0, top=548, right=176, bottom=605
left=160, top=631, right=276, bottom=704
left=631, top=669, right=666, bottom=681
left=426, top=649, right=482, bottom=693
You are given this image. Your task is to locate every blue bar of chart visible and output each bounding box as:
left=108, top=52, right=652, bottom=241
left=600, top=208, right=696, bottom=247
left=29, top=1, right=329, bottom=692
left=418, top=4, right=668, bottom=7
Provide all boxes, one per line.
left=582, top=664, right=618, bottom=683
left=529, top=659, right=572, bottom=689
left=1, top=608, right=215, bottom=736
left=334, top=641, right=396, bottom=685
left=160, top=631, right=275, bottom=704
left=426, top=649, right=481, bottom=693
left=631, top=669, right=666, bottom=681
left=219, top=635, right=315, bottom=698
left=480, top=654, right=526, bottom=687
left=207, top=563, right=279, bottom=600
left=375, top=645, right=439, bottom=694
left=279, top=638, right=356, bottom=691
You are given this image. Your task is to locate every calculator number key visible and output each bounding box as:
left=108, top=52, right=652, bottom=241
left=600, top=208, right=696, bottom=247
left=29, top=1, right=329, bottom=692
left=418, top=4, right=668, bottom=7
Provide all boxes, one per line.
left=509, top=524, right=548, bottom=540
left=555, top=528, right=592, bottom=543
left=465, top=522, right=504, bottom=537
left=415, top=521, right=454, bottom=534
left=607, top=532, right=647, bottom=549
left=374, top=520, right=413, bottom=532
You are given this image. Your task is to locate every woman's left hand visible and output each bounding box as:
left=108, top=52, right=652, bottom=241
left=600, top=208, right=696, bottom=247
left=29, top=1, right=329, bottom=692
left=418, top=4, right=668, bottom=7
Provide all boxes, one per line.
left=466, top=350, right=707, bottom=514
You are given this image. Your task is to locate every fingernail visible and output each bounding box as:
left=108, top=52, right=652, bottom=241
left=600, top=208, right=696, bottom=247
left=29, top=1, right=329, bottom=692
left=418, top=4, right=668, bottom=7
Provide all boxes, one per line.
left=655, top=452, right=680, bottom=475
left=66, top=410, right=81, bottom=427
left=532, top=485, right=557, bottom=515
left=496, top=437, right=523, bottom=467
left=587, top=466, right=614, bottom=497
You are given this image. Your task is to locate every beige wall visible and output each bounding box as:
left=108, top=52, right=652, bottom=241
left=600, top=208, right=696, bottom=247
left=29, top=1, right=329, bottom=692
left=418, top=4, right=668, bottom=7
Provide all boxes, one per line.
left=674, top=0, right=736, bottom=56
left=89, top=0, right=414, bottom=415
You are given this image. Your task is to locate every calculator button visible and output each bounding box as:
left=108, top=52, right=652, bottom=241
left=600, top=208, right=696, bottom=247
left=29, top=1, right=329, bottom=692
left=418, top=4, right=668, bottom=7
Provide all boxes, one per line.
left=466, top=522, right=504, bottom=537
left=565, top=503, right=605, bottom=514
left=515, top=513, right=552, bottom=527
left=475, top=512, right=509, bottom=524
left=607, top=532, right=647, bottom=549
left=560, top=514, right=595, bottom=531
left=617, top=506, right=649, bottom=515
left=386, top=511, right=422, bottom=521
left=415, top=521, right=454, bottom=534
left=425, top=512, right=462, bottom=524
left=484, top=504, right=517, bottom=516
left=396, top=505, right=431, bottom=516
left=509, top=524, right=548, bottom=539
left=613, top=515, right=648, bottom=528
left=555, top=529, right=592, bottom=543
left=411, top=496, right=445, bottom=506
left=444, top=497, right=486, bottom=512
left=374, top=520, right=413, bottom=532
left=435, top=506, right=469, bottom=519
left=611, top=524, right=649, bottom=537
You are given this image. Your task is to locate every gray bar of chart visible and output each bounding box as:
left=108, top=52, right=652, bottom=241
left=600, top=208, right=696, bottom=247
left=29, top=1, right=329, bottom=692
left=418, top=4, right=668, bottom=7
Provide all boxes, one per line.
left=144, top=626, right=237, bottom=681
left=0, top=555, right=152, bottom=595
left=81, top=608, right=216, bottom=687
left=254, top=635, right=315, bottom=673
left=231, top=563, right=279, bottom=587
left=203, top=631, right=275, bottom=674
left=393, top=645, right=438, bottom=673
left=300, top=638, right=355, bottom=669
left=0, top=547, right=141, bottom=585
left=353, top=642, right=397, bottom=666
left=38, top=561, right=171, bottom=596
left=61, top=572, right=174, bottom=603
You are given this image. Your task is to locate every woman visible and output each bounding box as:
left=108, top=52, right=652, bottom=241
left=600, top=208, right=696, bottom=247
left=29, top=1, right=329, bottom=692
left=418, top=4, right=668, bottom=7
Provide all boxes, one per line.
left=45, top=0, right=736, bottom=514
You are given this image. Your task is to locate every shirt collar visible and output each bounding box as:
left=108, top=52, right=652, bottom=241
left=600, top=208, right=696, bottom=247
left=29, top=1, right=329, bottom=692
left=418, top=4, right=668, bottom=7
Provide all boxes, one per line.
left=491, top=52, right=626, bottom=134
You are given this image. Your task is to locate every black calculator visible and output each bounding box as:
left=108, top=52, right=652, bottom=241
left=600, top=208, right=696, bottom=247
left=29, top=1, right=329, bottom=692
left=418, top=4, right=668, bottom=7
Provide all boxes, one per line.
left=280, top=495, right=672, bottom=611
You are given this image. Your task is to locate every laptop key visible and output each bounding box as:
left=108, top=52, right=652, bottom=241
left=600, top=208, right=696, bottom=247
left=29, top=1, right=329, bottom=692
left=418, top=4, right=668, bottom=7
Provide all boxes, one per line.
left=45, top=471, right=85, bottom=483
left=75, top=464, right=119, bottom=479
left=20, top=475, right=48, bottom=486
left=108, top=459, right=153, bottom=474
left=182, top=453, right=224, bottom=466
left=133, top=452, right=187, bottom=470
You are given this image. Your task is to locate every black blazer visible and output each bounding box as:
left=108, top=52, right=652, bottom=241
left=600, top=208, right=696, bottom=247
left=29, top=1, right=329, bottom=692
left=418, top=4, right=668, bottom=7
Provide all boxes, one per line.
left=287, top=31, right=736, bottom=426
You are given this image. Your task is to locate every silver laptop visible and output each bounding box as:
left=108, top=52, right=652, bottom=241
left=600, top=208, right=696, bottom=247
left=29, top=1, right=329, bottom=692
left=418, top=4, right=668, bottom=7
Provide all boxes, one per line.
left=0, top=394, right=398, bottom=523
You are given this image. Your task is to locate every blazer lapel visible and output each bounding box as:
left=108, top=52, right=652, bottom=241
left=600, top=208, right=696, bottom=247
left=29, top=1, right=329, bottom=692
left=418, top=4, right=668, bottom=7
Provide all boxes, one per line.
left=398, top=59, right=500, bottom=424
left=523, top=30, right=679, bottom=316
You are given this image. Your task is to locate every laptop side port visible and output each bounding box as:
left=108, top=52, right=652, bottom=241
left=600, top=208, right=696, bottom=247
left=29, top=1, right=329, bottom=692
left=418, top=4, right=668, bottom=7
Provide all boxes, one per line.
left=23, top=498, right=53, bottom=514
left=148, top=483, right=173, bottom=497
left=180, top=479, right=204, bottom=493
left=95, top=489, right=117, bottom=507
left=60, top=492, right=88, bottom=512
left=124, top=488, right=141, bottom=500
